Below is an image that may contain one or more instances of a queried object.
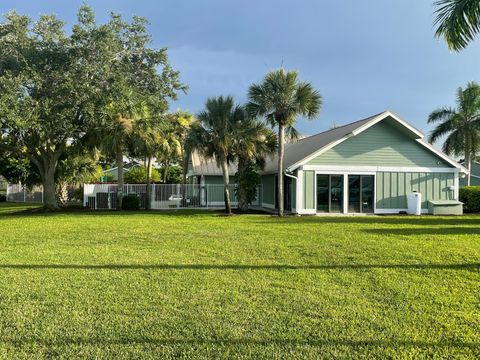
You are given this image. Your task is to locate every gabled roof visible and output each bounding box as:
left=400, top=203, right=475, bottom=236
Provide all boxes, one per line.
left=188, top=111, right=468, bottom=176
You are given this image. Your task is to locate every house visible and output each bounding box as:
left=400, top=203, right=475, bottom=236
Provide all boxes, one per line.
left=102, top=161, right=142, bottom=182
left=459, top=160, right=480, bottom=187
left=188, top=111, right=467, bottom=214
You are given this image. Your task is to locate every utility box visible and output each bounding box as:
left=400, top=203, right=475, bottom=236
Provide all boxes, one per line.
left=428, top=200, right=463, bottom=215
left=407, top=192, right=422, bottom=215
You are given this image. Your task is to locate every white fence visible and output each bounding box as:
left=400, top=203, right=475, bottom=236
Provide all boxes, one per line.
left=6, top=184, right=43, bottom=203
left=83, top=183, right=262, bottom=210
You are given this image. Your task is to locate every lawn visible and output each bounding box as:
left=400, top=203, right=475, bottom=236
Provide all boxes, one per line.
left=0, top=203, right=479, bottom=359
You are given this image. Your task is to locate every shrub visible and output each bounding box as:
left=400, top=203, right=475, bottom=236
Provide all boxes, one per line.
left=122, top=194, right=140, bottom=210
left=73, top=187, right=83, bottom=202
left=124, top=167, right=160, bottom=184
left=0, top=195, right=6, bottom=202
left=459, top=186, right=480, bottom=213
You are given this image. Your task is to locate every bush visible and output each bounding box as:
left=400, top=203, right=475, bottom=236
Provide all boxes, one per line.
left=0, top=195, right=6, bottom=202
left=73, top=187, right=83, bottom=202
left=124, top=167, right=160, bottom=184
left=459, top=186, right=480, bottom=213
left=122, top=194, right=140, bottom=210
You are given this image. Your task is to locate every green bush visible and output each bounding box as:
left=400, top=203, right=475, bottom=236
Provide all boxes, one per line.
left=73, top=187, right=83, bottom=202
left=124, top=167, right=160, bottom=184
left=459, top=186, right=480, bottom=213
left=122, top=194, right=140, bottom=210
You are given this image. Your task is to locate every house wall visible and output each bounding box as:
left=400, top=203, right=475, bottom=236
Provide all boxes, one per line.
left=459, top=162, right=480, bottom=186
left=261, top=174, right=275, bottom=208
left=376, top=172, right=455, bottom=210
left=307, top=120, right=450, bottom=168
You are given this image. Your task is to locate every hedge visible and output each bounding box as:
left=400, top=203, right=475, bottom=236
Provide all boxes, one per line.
left=122, top=194, right=140, bottom=210
left=459, top=186, right=480, bottom=213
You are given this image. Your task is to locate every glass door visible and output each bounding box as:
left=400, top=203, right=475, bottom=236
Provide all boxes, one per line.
left=347, top=175, right=374, bottom=213
left=316, top=175, right=329, bottom=212
left=330, top=175, right=343, bottom=213
left=361, top=175, right=374, bottom=213
left=316, top=174, right=344, bottom=213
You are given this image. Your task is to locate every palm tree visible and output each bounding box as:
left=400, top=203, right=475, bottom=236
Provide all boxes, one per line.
left=130, top=116, right=179, bottom=209
left=233, top=117, right=277, bottom=211
left=247, top=68, right=322, bottom=216
left=428, top=81, right=480, bottom=185
left=99, top=99, right=147, bottom=210
left=186, top=96, right=244, bottom=214
left=171, top=110, right=196, bottom=185
left=433, top=0, right=480, bottom=51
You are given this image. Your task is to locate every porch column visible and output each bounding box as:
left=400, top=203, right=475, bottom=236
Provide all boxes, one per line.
left=343, top=174, right=348, bottom=214
left=296, top=170, right=303, bottom=214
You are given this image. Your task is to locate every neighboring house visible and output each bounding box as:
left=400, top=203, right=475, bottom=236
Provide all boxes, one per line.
left=459, top=160, right=480, bottom=187
left=102, top=161, right=142, bottom=182
left=188, top=111, right=467, bottom=214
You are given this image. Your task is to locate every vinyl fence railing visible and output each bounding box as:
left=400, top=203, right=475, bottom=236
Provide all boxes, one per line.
left=6, top=184, right=43, bottom=203
left=83, top=183, right=262, bottom=210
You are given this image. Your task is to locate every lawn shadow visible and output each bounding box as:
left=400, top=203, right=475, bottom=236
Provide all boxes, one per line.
left=2, top=337, right=479, bottom=350
left=0, top=263, right=478, bottom=271
left=364, top=227, right=480, bottom=236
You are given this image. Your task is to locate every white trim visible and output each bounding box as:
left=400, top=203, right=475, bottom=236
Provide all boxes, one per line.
left=312, top=171, right=377, bottom=215
left=287, top=135, right=354, bottom=171
left=287, top=111, right=464, bottom=173
left=296, top=170, right=304, bottom=212
left=470, top=174, right=480, bottom=179
left=301, top=165, right=458, bottom=173
left=351, top=111, right=424, bottom=138
left=297, top=209, right=316, bottom=215
left=415, top=139, right=468, bottom=173
left=454, top=174, right=459, bottom=200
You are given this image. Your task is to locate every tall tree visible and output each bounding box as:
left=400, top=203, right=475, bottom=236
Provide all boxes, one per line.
left=172, top=110, right=196, bottom=185
left=0, top=6, right=186, bottom=210
left=0, top=11, right=95, bottom=209
left=434, top=0, right=480, bottom=51
left=186, top=96, right=244, bottom=214
left=233, top=117, right=277, bottom=212
left=247, top=68, right=322, bottom=216
left=428, top=81, right=480, bottom=185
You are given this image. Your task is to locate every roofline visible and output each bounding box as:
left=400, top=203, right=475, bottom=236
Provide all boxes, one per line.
left=415, top=139, right=468, bottom=173
left=287, top=111, right=466, bottom=173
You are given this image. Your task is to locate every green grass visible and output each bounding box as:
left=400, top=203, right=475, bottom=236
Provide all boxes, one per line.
left=0, top=202, right=479, bottom=359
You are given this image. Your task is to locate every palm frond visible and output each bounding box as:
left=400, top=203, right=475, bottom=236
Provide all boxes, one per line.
left=434, top=0, right=480, bottom=51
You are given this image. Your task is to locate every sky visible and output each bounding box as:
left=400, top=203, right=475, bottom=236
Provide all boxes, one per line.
left=2, top=0, right=480, bottom=138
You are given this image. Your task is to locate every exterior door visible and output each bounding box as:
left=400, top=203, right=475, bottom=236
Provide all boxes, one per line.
left=316, top=174, right=344, bottom=213
left=348, top=175, right=374, bottom=213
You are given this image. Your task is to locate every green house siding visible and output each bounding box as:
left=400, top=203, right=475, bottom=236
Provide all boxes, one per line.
left=307, top=120, right=451, bottom=168
left=261, top=174, right=275, bottom=206
left=304, top=170, right=315, bottom=210
left=376, top=172, right=455, bottom=209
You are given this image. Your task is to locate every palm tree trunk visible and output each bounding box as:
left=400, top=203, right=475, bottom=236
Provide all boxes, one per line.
left=221, top=158, right=232, bottom=214
left=163, top=161, right=169, bottom=183
left=237, top=157, right=248, bottom=212
left=116, top=145, right=124, bottom=210
left=146, top=155, right=153, bottom=210
left=277, top=123, right=285, bottom=216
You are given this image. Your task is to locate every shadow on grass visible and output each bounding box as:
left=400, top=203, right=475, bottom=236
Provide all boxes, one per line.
left=1, top=338, right=479, bottom=349
left=364, top=227, right=480, bottom=236
left=0, top=263, right=478, bottom=271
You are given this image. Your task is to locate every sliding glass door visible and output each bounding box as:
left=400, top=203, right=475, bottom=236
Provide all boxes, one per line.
left=316, top=174, right=343, bottom=213
left=348, top=175, right=374, bottom=213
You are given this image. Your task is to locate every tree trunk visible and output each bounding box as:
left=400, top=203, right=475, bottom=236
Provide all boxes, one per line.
left=42, top=162, right=58, bottom=210
left=163, top=161, right=169, bottom=183
left=237, top=157, right=248, bottom=212
left=221, top=159, right=232, bottom=214
left=146, top=156, right=153, bottom=210
left=277, top=123, right=285, bottom=216
left=116, top=146, right=124, bottom=210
